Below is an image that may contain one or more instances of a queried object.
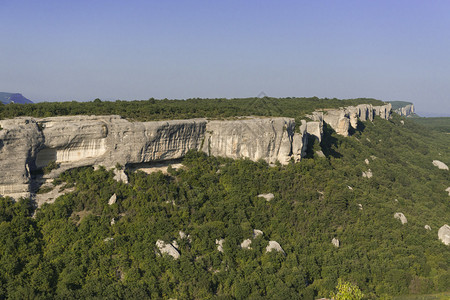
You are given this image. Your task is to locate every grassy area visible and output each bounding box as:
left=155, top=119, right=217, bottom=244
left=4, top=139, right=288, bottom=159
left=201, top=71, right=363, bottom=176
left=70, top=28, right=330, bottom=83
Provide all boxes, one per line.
left=394, top=292, right=450, bottom=300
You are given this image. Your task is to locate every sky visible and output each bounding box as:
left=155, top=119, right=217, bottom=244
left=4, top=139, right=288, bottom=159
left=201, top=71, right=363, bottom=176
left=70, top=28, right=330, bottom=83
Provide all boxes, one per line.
left=1, top=0, right=449, bottom=116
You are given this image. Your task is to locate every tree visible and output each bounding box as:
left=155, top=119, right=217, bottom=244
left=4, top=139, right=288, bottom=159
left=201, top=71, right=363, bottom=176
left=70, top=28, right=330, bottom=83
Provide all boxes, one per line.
left=331, top=279, right=364, bottom=300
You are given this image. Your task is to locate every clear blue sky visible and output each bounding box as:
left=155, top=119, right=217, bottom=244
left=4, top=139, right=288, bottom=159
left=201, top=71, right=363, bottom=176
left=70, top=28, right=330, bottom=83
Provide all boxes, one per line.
left=1, top=0, right=449, bottom=116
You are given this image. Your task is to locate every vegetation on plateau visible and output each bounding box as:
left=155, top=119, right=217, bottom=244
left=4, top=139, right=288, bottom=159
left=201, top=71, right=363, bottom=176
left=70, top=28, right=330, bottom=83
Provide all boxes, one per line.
left=0, top=113, right=449, bottom=299
left=0, top=97, right=384, bottom=122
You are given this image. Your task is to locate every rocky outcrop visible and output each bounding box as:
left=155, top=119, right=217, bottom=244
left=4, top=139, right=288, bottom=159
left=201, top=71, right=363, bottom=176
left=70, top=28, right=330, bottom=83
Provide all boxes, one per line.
left=432, top=160, right=449, bottom=170
left=0, top=103, right=392, bottom=199
left=156, top=240, right=180, bottom=259
left=394, top=212, right=408, bottom=224
left=424, top=225, right=431, bottom=231
left=108, top=193, right=117, bottom=205
left=446, top=187, right=450, bottom=196
left=240, top=239, right=252, bottom=249
left=362, top=169, right=373, bottom=178
left=394, top=104, right=415, bottom=117
left=266, top=241, right=285, bottom=254
left=216, top=239, right=224, bottom=253
left=438, top=225, right=450, bottom=245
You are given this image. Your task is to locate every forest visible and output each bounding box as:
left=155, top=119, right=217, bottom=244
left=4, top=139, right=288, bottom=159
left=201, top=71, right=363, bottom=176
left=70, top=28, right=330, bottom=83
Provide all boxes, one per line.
left=0, top=99, right=449, bottom=299
left=0, top=97, right=384, bottom=122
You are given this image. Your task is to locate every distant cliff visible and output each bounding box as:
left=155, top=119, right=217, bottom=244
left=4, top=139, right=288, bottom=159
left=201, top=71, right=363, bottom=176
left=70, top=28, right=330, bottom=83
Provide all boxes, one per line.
left=0, top=92, right=34, bottom=104
left=388, top=101, right=415, bottom=117
left=0, top=104, right=391, bottom=199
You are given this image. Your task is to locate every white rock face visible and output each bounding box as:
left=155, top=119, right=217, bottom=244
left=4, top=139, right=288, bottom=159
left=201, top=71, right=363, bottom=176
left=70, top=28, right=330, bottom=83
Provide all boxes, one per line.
left=108, top=193, right=117, bottom=205
left=216, top=239, right=224, bottom=253
left=432, top=160, right=449, bottom=170
left=362, top=169, right=373, bottom=178
left=438, top=225, right=450, bottom=245
left=394, top=212, right=408, bottom=224
left=258, top=193, right=274, bottom=201
left=424, top=225, right=431, bottom=230
left=240, top=239, right=252, bottom=249
left=203, top=118, right=308, bottom=165
left=253, top=229, right=264, bottom=238
left=446, top=187, right=450, bottom=196
left=156, top=240, right=180, bottom=259
left=266, top=241, right=285, bottom=254
left=332, top=238, right=340, bottom=247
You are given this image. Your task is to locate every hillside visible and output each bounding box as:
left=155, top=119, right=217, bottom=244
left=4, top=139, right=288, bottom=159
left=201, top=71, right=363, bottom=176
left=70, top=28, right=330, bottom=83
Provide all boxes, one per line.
left=0, top=103, right=449, bottom=299
left=0, top=92, right=33, bottom=105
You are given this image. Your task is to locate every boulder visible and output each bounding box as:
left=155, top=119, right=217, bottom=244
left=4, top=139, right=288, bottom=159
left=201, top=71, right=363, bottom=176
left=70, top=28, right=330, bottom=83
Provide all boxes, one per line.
left=266, top=241, right=285, bottom=254
left=216, top=239, right=224, bottom=253
left=424, top=225, right=431, bottom=230
left=438, top=224, right=450, bottom=245
left=362, top=169, right=373, bottom=178
left=446, top=187, right=450, bottom=196
left=253, top=229, right=264, bottom=238
left=432, top=160, right=449, bottom=170
left=332, top=238, right=340, bottom=248
left=365, top=158, right=370, bottom=165
left=108, top=193, right=117, bottom=205
left=394, top=212, right=408, bottom=224
left=240, top=239, right=252, bottom=249
left=114, top=169, right=128, bottom=183
left=258, top=193, right=274, bottom=201
left=156, top=240, right=180, bottom=259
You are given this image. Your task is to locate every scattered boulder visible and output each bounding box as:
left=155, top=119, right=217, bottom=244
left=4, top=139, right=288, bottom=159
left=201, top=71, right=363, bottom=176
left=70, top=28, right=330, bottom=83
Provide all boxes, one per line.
left=446, top=187, right=450, bottom=196
left=362, top=169, right=373, bottom=178
left=110, top=218, right=115, bottom=226
left=358, top=203, right=363, bottom=210
left=424, top=225, right=431, bottom=230
left=156, top=240, right=180, bottom=259
left=240, top=239, right=252, bottom=249
left=253, top=229, right=264, bottom=238
left=332, top=238, right=340, bottom=248
left=172, top=240, right=179, bottom=249
left=348, top=186, right=353, bottom=190
left=114, top=169, right=129, bottom=183
left=400, top=120, right=405, bottom=125
left=108, top=193, right=117, bottom=205
left=370, top=155, right=377, bottom=160
left=364, top=158, right=370, bottom=165
left=394, top=212, right=407, bottom=224
left=266, top=241, right=285, bottom=254
left=104, top=237, right=114, bottom=242
left=432, top=160, right=449, bottom=170
left=438, top=225, right=450, bottom=245
left=216, top=239, right=224, bottom=253
left=258, top=193, right=274, bottom=201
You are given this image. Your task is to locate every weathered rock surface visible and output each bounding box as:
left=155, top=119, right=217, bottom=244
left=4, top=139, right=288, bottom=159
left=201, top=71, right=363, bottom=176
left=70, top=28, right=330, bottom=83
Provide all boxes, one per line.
left=394, top=212, right=408, bottom=224
left=156, top=240, right=180, bottom=259
left=438, top=224, right=450, bottom=245
left=266, top=241, right=285, bottom=254
left=432, top=160, right=449, bottom=170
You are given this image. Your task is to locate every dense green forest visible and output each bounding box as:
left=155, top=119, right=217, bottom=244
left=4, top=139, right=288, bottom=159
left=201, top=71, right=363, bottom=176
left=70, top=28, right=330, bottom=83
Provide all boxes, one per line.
left=0, top=112, right=449, bottom=299
left=410, top=117, right=450, bottom=134
left=0, top=97, right=384, bottom=121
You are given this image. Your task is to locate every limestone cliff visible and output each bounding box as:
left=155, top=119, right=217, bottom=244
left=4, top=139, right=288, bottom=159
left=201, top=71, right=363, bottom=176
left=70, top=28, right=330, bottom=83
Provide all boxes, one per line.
left=0, top=104, right=392, bottom=199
